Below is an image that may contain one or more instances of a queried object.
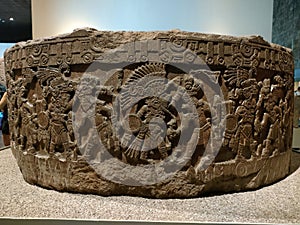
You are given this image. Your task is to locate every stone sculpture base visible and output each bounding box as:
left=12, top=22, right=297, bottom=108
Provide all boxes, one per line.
left=5, top=28, right=293, bottom=198
left=14, top=148, right=291, bottom=198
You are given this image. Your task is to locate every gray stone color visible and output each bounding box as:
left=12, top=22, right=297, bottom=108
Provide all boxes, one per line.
left=4, top=28, right=294, bottom=198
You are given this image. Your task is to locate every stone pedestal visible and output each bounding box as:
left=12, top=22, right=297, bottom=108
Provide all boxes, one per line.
left=4, top=28, right=294, bottom=198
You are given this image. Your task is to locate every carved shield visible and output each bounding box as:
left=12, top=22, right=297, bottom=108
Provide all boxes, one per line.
left=38, top=111, right=49, bottom=129
left=225, top=114, right=238, bottom=133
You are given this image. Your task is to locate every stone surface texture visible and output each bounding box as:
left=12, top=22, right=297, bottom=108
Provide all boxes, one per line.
left=4, top=28, right=294, bottom=198
left=0, top=58, right=6, bottom=86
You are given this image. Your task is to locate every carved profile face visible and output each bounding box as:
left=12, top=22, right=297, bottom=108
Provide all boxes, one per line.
left=184, top=77, right=194, bottom=91
left=146, top=97, right=162, bottom=109
left=30, top=94, right=37, bottom=103
left=60, top=92, right=71, bottom=103
left=270, top=106, right=281, bottom=118
left=274, top=75, right=284, bottom=86
left=265, top=95, right=276, bottom=112
left=167, top=118, right=177, bottom=128
left=263, top=78, right=270, bottom=87
left=242, top=99, right=256, bottom=111
left=236, top=105, right=250, bottom=120
left=78, top=83, right=93, bottom=97
left=19, top=86, right=26, bottom=96
left=241, top=79, right=258, bottom=99
left=171, top=76, right=183, bottom=86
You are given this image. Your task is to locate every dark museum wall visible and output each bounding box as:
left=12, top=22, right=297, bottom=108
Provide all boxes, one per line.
left=0, top=0, right=32, bottom=43
left=272, top=0, right=300, bottom=78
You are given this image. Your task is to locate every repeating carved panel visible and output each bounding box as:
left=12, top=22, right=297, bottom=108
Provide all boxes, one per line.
left=4, top=29, right=294, bottom=198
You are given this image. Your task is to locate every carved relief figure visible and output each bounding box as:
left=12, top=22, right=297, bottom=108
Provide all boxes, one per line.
left=3, top=29, right=294, bottom=198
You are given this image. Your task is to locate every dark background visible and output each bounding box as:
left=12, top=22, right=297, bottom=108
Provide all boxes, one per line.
left=272, top=0, right=300, bottom=80
left=0, top=0, right=32, bottom=43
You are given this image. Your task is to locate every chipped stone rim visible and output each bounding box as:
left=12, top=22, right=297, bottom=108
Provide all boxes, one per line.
left=3, top=28, right=294, bottom=197
left=4, top=28, right=294, bottom=76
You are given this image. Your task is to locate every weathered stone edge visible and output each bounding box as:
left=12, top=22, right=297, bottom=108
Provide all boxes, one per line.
left=4, top=28, right=294, bottom=73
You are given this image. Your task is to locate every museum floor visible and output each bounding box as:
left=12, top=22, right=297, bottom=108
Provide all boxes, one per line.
left=0, top=147, right=299, bottom=224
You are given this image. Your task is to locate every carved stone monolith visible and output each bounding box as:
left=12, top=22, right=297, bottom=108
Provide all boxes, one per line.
left=4, top=28, right=294, bottom=198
